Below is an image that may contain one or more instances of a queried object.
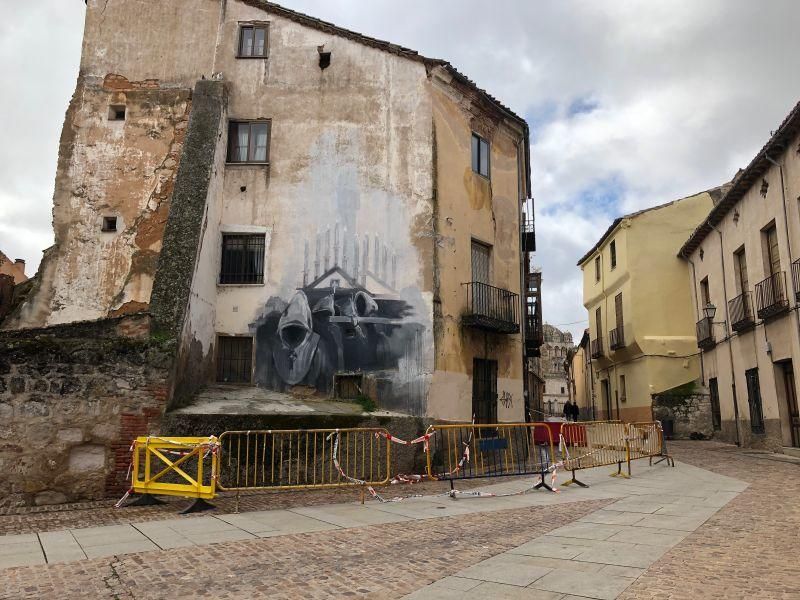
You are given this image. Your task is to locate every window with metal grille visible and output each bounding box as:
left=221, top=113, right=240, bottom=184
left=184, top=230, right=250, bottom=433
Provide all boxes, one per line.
left=471, top=133, right=490, bottom=178
left=472, top=358, right=498, bottom=424
left=220, top=234, right=265, bottom=284
left=227, top=121, right=270, bottom=163
left=745, top=368, right=765, bottom=433
left=216, top=336, right=253, bottom=384
left=237, top=24, right=268, bottom=57
left=709, top=377, right=721, bottom=431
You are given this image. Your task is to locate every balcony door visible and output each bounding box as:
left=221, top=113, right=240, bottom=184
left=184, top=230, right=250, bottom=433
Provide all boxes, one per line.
left=766, top=226, right=781, bottom=276
left=471, top=240, right=491, bottom=316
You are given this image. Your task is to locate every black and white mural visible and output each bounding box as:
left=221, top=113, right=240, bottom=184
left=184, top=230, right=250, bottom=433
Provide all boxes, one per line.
left=251, top=223, right=428, bottom=415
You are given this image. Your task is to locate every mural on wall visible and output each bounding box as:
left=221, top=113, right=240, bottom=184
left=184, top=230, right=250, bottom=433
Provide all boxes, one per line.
left=251, top=222, right=428, bottom=414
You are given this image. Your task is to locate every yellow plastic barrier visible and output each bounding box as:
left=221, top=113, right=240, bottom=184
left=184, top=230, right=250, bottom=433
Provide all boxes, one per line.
left=131, top=436, right=218, bottom=500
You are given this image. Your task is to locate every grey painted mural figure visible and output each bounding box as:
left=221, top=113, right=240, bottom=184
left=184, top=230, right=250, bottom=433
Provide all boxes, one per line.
left=252, top=265, right=425, bottom=400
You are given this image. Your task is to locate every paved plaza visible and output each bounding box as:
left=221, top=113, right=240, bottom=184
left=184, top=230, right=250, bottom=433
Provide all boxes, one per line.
left=1, top=441, right=798, bottom=599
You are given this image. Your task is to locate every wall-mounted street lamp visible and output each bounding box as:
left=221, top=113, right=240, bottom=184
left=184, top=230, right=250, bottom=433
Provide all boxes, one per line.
left=703, top=302, right=717, bottom=321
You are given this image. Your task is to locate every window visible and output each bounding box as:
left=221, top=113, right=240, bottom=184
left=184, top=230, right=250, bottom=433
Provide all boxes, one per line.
left=216, top=336, right=253, bottom=383
left=594, top=256, right=601, bottom=282
left=595, top=307, right=602, bottom=343
left=471, top=240, right=491, bottom=284
left=472, top=358, right=498, bottom=424
left=614, top=293, right=623, bottom=332
left=619, top=374, right=626, bottom=402
left=238, top=24, right=268, bottom=57
left=101, top=216, right=118, bottom=232
left=227, top=121, right=270, bottom=163
left=108, top=105, right=126, bottom=121
left=610, top=240, right=617, bottom=269
left=220, top=234, right=266, bottom=284
left=745, top=368, right=765, bottom=434
left=709, top=377, right=721, bottom=431
left=560, top=387, right=565, bottom=394
left=734, top=248, right=749, bottom=293
left=764, top=225, right=781, bottom=276
left=700, top=277, right=710, bottom=308
left=471, top=133, right=490, bottom=178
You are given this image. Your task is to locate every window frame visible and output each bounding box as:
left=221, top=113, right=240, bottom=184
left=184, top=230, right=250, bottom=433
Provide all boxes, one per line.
left=470, top=132, right=491, bottom=179
left=215, top=335, right=254, bottom=384
left=227, top=120, right=271, bottom=164
left=237, top=24, right=269, bottom=58
left=219, top=233, right=266, bottom=285
left=610, top=240, right=617, bottom=269
left=594, top=256, right=601, bottom=282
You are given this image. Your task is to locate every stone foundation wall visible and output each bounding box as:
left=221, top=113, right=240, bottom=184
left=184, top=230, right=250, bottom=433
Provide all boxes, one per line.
left=653, top=393, right=713, bottom=439
left=0, top=314, right=173, bottom=507
left=718, top=418, right=783, bottom=451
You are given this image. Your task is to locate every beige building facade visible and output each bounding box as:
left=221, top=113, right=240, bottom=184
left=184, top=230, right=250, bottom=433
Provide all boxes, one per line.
left=3, top=0, right=538, bottom=423
left=679, top=101, right=800, bottom=451
left=572, top=329, right=593, bottom=419
left=578, top=190, right=719, bottom=422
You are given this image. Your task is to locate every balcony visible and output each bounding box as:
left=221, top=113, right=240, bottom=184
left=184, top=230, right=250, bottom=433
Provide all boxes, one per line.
left=522, top=218, right=536, bottom=252
left=728, top=292, right=755, bottom=332
left=525, top=314, right=543, bottom=357
left=590, top=337, right=604, bottom=359
left=462, top=282, right=520, bottom=334
left=696, top=317, right=715, bottom=350
left=792, top=258, right=800, bottom=302
left=755, top=272, right=789, bottom=320
left=609, top=326, right=625, bottom=350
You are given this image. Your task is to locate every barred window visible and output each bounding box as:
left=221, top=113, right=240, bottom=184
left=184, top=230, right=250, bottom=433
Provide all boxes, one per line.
left=220, top=234, right=265, bottom=284
left=216, top=336, right=253, bottom=384
left=227, top=121, right=270, bottom=163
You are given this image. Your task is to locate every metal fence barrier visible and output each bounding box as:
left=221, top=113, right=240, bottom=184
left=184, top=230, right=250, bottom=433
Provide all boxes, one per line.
left=628, top=421, right=674, bottom=467
left=425, top=422, right=557, bottom=491
left=130, top=436, right=218, bottom=511
left=216, top=429, right=392, bottom=502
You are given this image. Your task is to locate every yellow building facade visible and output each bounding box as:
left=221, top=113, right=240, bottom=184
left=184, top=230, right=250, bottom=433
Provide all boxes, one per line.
left=577, top=190, right=718, bottom=422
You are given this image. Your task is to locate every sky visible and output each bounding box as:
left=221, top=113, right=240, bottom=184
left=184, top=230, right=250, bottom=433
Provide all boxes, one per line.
left=1, top=0, right=800, bottom=341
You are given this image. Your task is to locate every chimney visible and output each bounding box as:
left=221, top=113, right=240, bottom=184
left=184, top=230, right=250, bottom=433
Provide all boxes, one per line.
left=14, top=259, right=25, bottom=276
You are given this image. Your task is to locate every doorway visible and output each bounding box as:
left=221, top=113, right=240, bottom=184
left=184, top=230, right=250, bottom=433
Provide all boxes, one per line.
left=781, top=362, right=800, bottom=447
left=472, top=358, right=498, bottom=424
left=601, top=379, right=612, bottom=420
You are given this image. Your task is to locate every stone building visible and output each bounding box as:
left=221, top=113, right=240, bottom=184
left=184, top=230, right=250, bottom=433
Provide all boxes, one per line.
left=679, top=99, right=800, bottom=452
left=0, top=1, right=540, bottom=505
left=577, top=189, right=722, bottom=423
left=538, top=324, right=573, bottom=416
left=0, top=251, right=28, bottom=320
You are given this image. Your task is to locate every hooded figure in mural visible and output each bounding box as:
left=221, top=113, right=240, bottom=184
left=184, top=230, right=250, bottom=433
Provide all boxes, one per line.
left=272, top=291, right=324, bottom=385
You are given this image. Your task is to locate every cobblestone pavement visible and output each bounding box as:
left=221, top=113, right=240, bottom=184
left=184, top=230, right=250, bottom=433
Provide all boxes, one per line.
left=2, top=441, right=798, bottom=599
left=618, top=441, right=800, bottom=600
left=0, top=476, right=524, bottom=536
left=1, top=498, right=609, bottom=599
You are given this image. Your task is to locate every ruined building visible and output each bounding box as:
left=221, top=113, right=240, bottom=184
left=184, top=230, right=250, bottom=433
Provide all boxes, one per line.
left=0, top=1, right=540, bottom=505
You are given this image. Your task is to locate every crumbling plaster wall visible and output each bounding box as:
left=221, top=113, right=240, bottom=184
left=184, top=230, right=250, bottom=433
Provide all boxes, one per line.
left=426, top=74, right=526, bottom=422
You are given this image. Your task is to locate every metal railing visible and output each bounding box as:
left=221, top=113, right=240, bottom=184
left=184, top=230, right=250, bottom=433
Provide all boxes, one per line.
left=696, top=317, right=715, bottom=349
left=609, top=326, right=624, bottom=350
left=425, top=422, right=555, bottom=483
left=216, top=429, right=392, bottom=491
left=462, top=282, right=520, bottom=334
left=792, top=258, right=800, bottom=302
left=755, top=272, right=789, bottom=319
left=728, top=292, right=755, bottom=332
left=590, top=337, right=604, bottom=359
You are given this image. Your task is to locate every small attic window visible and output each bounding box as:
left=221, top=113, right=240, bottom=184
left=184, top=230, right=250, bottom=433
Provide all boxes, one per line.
left=108, top=105, right=126, bottom=121
left=318, top=47, right=331, bottom=70
left=760, top=179, right=769, bottom=197
left=102, top=216, right=118, bottom=232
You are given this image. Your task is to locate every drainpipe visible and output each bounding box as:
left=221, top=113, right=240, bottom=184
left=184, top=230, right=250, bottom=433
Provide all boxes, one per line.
left=686, top=257, right=705, bottom=385
left=712, top=224, right=741, bottom=447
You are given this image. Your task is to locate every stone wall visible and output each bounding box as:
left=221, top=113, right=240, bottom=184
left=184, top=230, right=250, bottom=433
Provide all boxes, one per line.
left=652, top=392, right=713, bottom=440
left=0, top=314, right=173, bottom=507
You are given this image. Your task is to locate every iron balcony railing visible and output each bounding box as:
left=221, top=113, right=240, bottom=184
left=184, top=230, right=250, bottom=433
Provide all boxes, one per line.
left=755, top=271, right=789, bottom=320
left=590, top=337, right=604, bottom=359
left=462, top=282, right=520, bottom=334
left=525, top=313, right=544, bottom=357
left=609, top=326, right=625, bottom=350
left=728, top=291, right=755, bottom=332
left=792, top=258, right=800, bottom=302
left=696, top=317, right=715, bottom=350
left=522, top=218, right=536, bottom=252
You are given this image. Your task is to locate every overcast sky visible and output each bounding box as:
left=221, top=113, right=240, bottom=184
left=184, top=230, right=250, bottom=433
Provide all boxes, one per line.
left=2, top=0, right=799, bottom=340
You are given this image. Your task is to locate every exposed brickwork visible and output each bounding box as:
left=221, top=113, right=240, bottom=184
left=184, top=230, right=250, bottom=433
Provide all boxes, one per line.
left=0, top=315, right=172, bottom=507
